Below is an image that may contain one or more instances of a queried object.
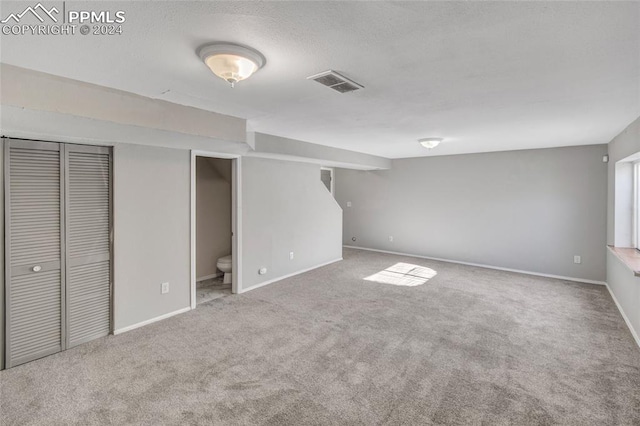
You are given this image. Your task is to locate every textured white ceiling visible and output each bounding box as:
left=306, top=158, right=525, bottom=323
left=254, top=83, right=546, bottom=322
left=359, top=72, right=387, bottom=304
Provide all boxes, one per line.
left=1, top=1, right=638, bottom=158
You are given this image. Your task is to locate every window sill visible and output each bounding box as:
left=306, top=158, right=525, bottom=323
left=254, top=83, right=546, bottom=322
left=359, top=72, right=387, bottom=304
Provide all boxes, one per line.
left=607, top=245, right=640, bottom=277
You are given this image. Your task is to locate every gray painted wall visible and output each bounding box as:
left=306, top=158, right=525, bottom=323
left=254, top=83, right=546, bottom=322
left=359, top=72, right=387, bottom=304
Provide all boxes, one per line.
left=196, top=157, right=231, bottom=279
left=241, top=157, right=343, bottom=291
left=606, top=116, right=640, bottom=341
left=113, top=144, right=191, bottom=330
left=336, top=145, right=608, bottom=281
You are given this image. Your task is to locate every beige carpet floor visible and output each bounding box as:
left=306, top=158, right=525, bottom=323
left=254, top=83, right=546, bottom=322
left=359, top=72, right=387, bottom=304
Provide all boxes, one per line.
left=1, top=248, right=639, bottom=425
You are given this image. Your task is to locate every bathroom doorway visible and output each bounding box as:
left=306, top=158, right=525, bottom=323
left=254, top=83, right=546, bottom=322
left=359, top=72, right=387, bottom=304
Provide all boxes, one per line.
left=190, top=152, right=242, bottom=308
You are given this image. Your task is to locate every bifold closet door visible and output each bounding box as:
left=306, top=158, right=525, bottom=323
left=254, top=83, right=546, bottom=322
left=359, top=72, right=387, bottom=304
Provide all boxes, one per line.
left=5, top=140, right=64, bottom=368
left=5, top=140, right=112, bottom=367
left=65, top=145, right=111, bottom=348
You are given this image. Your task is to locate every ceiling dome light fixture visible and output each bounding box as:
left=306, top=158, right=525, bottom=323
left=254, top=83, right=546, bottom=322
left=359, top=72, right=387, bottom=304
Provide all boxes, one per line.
left=198, top=42, right=266, bottom=88
left=419, top=138, right=443, bottom=149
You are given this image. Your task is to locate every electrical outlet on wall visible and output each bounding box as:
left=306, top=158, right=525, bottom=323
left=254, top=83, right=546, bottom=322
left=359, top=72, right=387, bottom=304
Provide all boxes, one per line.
left=259, top=267, right=267, bottom=275
left=161, top=282, right=169, bottom=294
left=347, top=201, right=352, bottom=207
left=289, top=252, right=294, bottom=260
left=573, top=255, right=581, bottom=264
left=389, top=236, right=393, bottom=242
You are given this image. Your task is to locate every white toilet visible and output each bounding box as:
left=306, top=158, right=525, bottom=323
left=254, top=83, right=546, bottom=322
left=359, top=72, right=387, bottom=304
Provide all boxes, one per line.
left=216, top=255, right=232, bottom=284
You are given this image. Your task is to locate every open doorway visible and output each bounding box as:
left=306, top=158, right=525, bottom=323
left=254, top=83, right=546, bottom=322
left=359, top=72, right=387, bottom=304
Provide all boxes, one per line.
left=190, top=152, right=242, bottom=308
left=195, top=157, right=232, bottom=304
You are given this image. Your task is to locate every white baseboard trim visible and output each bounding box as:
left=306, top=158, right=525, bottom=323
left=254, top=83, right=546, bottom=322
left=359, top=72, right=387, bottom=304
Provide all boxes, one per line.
left=343, top=246, right=607, bottom=286
left=113, top=306, right=192, bottom=335
left=239, top=258, right=343, bottom=294
left=605, top=284, right=640, bottom=349
left=196, top=273, right=221, bottom=282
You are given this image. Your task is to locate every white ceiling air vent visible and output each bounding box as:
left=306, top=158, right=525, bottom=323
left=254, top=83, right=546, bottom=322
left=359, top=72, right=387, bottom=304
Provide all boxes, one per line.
left=307, top=70, right=363, bottom=93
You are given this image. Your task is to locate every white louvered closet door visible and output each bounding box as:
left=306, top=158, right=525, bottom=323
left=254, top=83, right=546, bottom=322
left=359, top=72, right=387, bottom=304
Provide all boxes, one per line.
left=5, top=140, right=112, bottom=368
left=5, top=140, right=64, bottom=368
left=65, top=145, right=111, bottom=348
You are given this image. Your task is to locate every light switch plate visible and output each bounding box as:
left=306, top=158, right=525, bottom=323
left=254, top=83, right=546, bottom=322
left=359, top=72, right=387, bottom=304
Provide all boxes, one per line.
left=161, top=282, right=169, bottom=294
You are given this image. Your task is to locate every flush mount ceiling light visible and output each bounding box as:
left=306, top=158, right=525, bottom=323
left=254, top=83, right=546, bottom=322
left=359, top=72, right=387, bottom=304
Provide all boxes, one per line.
left=198, top=42, right=266, bottom=88
left=419, top=138, right=443, bottom=149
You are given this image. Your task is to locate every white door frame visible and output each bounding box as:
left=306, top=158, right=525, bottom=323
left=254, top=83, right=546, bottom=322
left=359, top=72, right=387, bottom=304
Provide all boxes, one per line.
left=190, top=150, right=242, bottom=309
left=320, top=166, right=334, bottom=196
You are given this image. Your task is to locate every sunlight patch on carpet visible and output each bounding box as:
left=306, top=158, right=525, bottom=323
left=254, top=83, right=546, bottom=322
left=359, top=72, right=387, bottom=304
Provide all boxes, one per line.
left=363, top=262, right=437, bottom=286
